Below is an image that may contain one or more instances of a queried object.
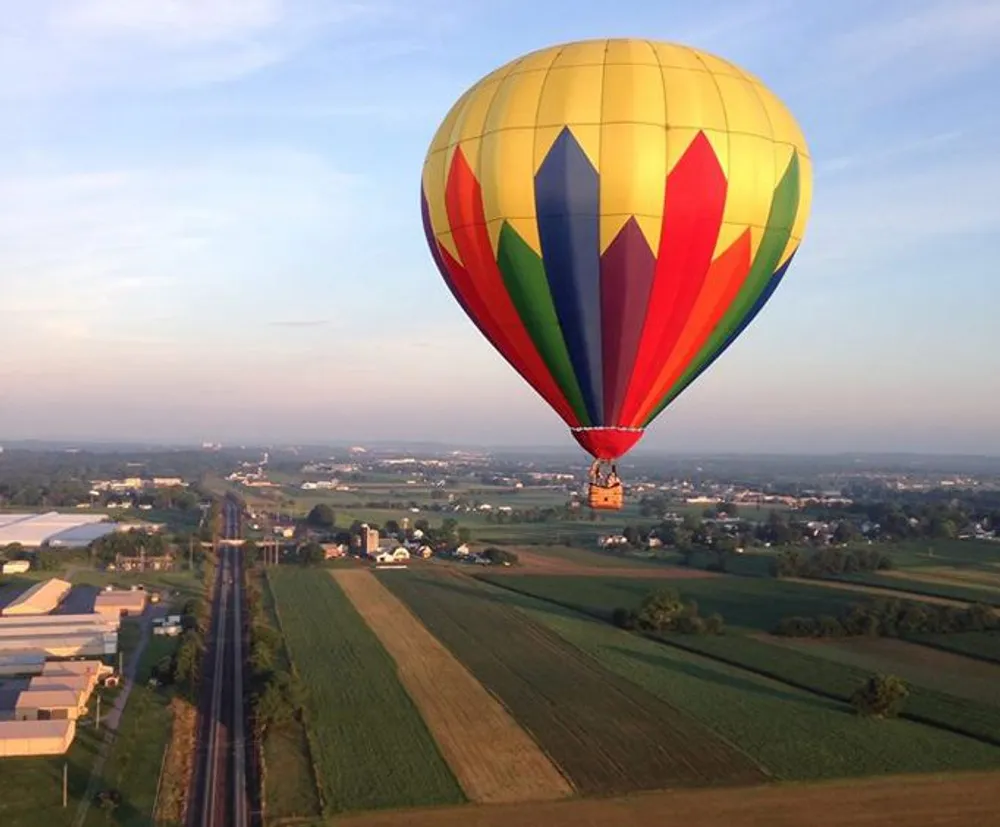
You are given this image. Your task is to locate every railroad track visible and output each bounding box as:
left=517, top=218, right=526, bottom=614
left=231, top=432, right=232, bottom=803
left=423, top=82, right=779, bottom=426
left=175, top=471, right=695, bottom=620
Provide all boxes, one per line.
left=189, top=536, right=254, bottom=826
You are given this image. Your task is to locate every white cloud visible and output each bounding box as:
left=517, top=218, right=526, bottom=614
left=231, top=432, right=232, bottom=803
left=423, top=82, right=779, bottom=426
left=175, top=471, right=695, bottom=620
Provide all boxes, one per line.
left=0, top=149, right=365, bottom=356
left=819, top=0, right=1000, bottom=99
left=0, top=0, right=455, bottom=96
left=51, top=0, right=284, bottom=45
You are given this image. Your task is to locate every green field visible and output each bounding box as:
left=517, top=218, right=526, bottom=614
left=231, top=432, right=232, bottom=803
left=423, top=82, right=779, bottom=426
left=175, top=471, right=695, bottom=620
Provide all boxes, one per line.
left=80, top=635, right=181, bottom=827
left=912, top=632, right=1000, bottom=664
left=266, top=567, right=464, bottom=815
left=881, top=540, right=1000, bottom=569
left=831, top=572, right=1000, bottom=606
left=0, top=717, right=104, bottom=827
left=379, top=571, right=768, bottom=794
left=478, top=573, right=858, bottom=631
left=472, top=578, right=1000, bottom=779
left=481, top=575, right=1000, bottom=750
left=256, top=572, right=322, bottom=822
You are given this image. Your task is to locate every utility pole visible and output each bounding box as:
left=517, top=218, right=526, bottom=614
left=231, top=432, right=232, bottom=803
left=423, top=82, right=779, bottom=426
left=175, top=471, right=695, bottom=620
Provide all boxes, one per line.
left=62, top=762, right=68, bottom=807
left=96, top=694, right=101, bottom=730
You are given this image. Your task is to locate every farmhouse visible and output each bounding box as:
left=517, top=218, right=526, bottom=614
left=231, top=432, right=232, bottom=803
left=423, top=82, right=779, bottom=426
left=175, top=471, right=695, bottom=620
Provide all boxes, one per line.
left=375, top=548, right=410, bottom=564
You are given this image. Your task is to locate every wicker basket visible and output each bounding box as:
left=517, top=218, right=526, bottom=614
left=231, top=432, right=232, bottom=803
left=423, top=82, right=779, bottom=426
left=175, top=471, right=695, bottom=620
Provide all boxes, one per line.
left=588, top=482, right=624, bottom=510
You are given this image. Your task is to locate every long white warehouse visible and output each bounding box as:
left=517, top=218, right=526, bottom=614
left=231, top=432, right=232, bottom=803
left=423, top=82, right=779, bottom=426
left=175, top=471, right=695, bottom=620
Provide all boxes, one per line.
left=1, top=578, right=72, bottom=616
left=0, top=512, right=117, bottom=548
left=0, top=720, right=76, bottom=757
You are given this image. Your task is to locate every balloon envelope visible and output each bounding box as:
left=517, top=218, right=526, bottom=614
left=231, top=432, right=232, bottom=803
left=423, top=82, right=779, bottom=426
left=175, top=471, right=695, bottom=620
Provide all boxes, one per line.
left=421, top=39, right=812, bottom=459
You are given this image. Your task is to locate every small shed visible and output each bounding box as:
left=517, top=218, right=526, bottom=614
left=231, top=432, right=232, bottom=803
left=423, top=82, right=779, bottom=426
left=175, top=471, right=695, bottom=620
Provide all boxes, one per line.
left=0, top=719, right=76, bottom=757
left=94, top=589, right=147, bottom=617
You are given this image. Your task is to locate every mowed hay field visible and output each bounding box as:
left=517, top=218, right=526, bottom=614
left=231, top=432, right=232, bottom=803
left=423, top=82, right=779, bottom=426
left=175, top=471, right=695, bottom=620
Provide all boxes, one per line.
left=330, top=570, right=574, bottom=804
left=267, top=568, right=464, bottom=815
left=378, top=571, right=767, bottom=794
left=480, top=577, right=1000, bottom=777
left=330, top=771, right=1000, bottom=827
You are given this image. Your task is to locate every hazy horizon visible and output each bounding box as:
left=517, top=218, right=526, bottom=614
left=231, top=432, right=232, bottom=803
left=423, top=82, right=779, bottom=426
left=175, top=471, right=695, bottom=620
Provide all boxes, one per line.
left=2, top=1, right=998, bottom=454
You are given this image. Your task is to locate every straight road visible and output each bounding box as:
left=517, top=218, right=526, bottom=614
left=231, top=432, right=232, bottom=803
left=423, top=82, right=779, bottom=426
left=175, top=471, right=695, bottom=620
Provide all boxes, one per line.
left=188, top=497, right=256, bottom=827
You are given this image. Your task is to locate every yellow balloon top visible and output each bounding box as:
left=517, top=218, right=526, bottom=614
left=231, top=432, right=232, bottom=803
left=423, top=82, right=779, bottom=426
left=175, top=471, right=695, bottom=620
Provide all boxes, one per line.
left=422, top=38, right=811, bottom=271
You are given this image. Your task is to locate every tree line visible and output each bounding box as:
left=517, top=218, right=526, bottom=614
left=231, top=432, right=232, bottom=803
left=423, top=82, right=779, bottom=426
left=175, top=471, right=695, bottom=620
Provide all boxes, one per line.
left=774, top=598, right=998, bottom=639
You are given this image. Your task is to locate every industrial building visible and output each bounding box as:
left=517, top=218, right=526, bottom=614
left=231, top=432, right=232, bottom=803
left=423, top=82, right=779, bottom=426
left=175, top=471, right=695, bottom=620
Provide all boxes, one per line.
left=1, top=578, right=72, bottom=616
left=0, top=651, right=46, bottom=677
left=0, top=613, right=120, bottom=659
left=0, top=720, right=76, bottom=757
left=94, top=589, right=147, bottom=618
left=0, top=512, right=117, bottom=548
left=13, top=689, right=84, bottom=721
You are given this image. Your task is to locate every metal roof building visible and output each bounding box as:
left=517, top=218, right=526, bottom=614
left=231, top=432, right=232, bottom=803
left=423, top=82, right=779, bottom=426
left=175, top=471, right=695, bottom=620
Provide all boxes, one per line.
left=0, top=613, right=120, bottom=630
left=14, top=688, right=85, bottom=720
left=0, top=651, right=46, bottom=677
left=0, top=512, right=116, bottom=548
left=0, top=630, right=117, bottom=659
left=94, top=590, right=147, bottom=618
left=1, top=578, right=72, bottom=616
left=0, top=720, right=76, bottom=757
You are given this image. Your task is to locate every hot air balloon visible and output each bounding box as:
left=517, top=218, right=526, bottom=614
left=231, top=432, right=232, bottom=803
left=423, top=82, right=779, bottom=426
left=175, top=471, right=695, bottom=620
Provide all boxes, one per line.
left=420, top=39, right=812, bottom=509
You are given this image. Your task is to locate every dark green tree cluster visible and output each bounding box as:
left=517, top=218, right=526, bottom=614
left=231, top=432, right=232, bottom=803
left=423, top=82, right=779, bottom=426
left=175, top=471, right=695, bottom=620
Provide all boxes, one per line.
left=850, top=674, right=909, bottom=719
left=481, top=547, right=519, bottom=565
left=771, top=546, right=892, bottom=578
left=774, top=598, right=998, bottom=639
left=151, top=597, right=208, bottom=698
left=613, top=588, right=725, bottom=636
left=243, top=577, right=305, bottom=738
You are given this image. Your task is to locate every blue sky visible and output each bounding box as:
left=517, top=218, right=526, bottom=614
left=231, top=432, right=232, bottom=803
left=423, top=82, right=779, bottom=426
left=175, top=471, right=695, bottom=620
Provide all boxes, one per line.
left=1, top=0, right=998, bottom=454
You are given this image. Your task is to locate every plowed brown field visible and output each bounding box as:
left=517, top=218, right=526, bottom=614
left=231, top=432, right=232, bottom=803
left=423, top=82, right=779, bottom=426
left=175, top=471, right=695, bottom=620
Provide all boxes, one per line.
left=332, top=771, right=1000, bottom=827
left=499, top=549, right=716, bottom=578
left=331, top=570, right=573, bottom=804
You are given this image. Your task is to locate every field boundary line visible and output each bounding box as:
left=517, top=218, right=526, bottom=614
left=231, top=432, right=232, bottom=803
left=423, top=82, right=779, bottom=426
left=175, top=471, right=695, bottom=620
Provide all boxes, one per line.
left=332, top=569, right=575, bottom=804
left=478, top=575, right=1000, bottom=751
left=908, top=636, right=1000, bottom=667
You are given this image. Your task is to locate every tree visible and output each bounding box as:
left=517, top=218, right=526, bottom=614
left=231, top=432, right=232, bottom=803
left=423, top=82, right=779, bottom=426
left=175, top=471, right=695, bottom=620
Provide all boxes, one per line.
left=850, top=674, right=908, bottom=719
left=635, top=589, right=685, bottom=631
left=298, top=542, right=325, bottom=566
left=439, top=517, right=458, bottom=539
left=306, top=504, right=336, bottom=529
left=457, top=527, right=472, bottom=544
left=384, top=519, right=401, bottom=536
left=832, top=521, right=858, bottom=545
left=241, top=540, right=259, bottom=567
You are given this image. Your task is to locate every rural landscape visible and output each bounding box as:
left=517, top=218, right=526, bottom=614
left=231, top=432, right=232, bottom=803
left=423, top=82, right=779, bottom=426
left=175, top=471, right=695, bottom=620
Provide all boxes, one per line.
left=0, top=444, right=998, bottom=826
left=2, top=4, right=998, bottom=826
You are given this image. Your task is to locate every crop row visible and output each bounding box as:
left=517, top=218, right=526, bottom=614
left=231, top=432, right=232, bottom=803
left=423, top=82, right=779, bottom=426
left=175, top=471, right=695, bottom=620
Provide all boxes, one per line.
left=379, top=571, right=766, bottom=794
left=267, top=567, right=464, bottom=814
left=480, top=575, right=1000, bottom=750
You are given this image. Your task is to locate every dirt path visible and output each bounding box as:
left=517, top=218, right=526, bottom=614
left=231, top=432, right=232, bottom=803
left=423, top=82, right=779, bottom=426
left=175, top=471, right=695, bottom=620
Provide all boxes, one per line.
left=331, top=570, right=574, bottom=804
left=330, top=771, right=1000, bottom=827
left=782, top=577, right=975, bottom=608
